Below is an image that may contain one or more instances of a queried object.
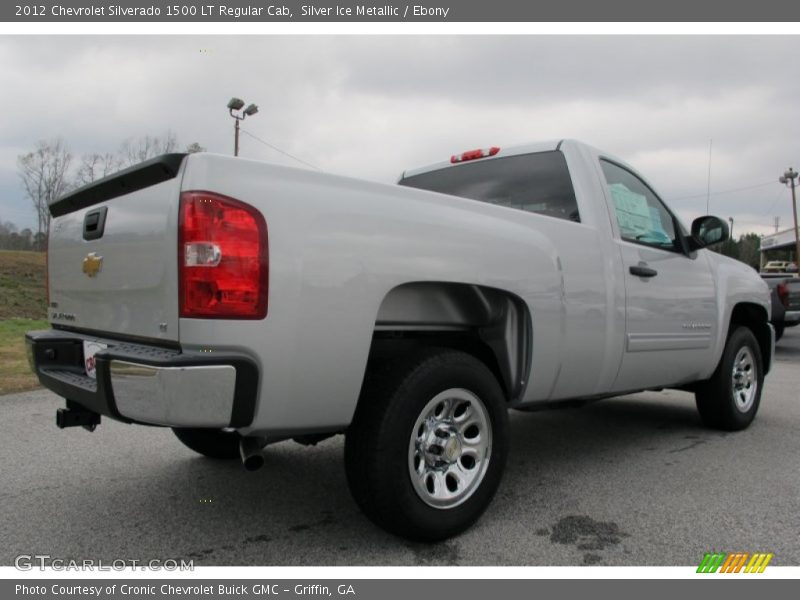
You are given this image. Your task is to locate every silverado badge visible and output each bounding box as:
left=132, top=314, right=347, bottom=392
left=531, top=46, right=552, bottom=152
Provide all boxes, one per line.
left=82, top=252, right=103, bottom=277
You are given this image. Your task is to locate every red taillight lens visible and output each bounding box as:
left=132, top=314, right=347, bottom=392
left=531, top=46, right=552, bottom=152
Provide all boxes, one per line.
left=179, top=191, right=268, bottom=319
left=777, top=283, right=789, bottom=309
left=450, top=146, right=500, bottom=164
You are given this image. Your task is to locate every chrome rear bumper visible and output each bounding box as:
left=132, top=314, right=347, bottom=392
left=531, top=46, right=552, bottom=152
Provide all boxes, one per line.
left=110, top=361, right=237, bottom=427
left=25, top=329, right=259, bottom=428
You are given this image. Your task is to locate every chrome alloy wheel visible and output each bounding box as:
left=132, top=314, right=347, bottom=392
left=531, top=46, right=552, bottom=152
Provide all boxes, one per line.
left=408, top=388, right=492, bottom=509
left=731, top=346, right=758, bottom=413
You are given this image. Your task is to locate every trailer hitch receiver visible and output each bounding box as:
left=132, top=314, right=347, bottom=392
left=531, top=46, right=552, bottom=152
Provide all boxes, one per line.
left=56, top=401, right=101, bottom=432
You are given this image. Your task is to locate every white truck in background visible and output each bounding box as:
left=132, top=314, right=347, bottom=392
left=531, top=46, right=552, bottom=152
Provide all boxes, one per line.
left=27, top=140, right=773, bottom=541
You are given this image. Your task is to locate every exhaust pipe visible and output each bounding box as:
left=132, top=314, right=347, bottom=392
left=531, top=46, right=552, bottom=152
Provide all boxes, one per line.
left=239, top=436, right=266, bottom=471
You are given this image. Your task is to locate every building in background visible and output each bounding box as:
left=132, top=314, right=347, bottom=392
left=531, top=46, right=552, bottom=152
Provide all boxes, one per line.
left=760, top=227, right=799, bottom=271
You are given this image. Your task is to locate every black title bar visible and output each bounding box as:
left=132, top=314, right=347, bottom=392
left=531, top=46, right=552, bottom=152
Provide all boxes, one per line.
left=4, top=0, right=800, bottom=22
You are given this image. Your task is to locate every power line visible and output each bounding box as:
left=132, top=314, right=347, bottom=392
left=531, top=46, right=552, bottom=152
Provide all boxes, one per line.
left=668, top=180, right=775, bottom=202
left=239, top=129, right=322, bottom=172
left=757, top=187, right=787, bottom=218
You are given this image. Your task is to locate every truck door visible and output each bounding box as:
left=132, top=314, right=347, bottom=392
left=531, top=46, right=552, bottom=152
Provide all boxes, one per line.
left=598, top=159, right=718, bottom=392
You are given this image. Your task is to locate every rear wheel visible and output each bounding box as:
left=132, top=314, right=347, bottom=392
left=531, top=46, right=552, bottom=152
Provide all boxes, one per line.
left=173, top=427, right=245, bottom=459
left=695, top=326, right=763, bottom=431
left=345, top=349, right=508, bottom=542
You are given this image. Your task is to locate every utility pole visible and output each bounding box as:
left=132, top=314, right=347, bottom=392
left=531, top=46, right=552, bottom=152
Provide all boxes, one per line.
left=234, top=117, right=240, bottom=157
left=706, top=139, right=713, bottom=214
left=227, top=97, right=259, bottom=157
left=779, top=168, right=800, bottom=267
left=728, top=217, right=734, bottom=240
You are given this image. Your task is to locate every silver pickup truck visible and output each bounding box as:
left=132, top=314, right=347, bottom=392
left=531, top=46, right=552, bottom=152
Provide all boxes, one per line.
left=27, top=140, right=773, bottom=541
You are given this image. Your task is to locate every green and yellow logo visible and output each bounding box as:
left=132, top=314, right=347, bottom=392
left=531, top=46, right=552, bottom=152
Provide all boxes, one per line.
left=697, top=552, right=773, bottom=573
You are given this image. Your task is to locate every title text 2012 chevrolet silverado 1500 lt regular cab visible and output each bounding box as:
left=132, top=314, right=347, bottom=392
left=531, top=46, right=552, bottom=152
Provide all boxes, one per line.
left=27, top=140, right=773, bottom=541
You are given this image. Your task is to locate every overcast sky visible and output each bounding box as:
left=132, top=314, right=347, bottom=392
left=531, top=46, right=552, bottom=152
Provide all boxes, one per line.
left=2, top=35, right=800, bottom=236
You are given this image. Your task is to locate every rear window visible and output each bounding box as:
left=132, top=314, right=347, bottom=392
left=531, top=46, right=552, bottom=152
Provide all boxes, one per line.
left=399, top=151, right=580, bottom=223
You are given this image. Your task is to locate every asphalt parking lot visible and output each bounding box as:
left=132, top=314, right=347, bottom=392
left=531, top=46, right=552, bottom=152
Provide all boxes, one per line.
left=2, top=329, right=799, bottom=567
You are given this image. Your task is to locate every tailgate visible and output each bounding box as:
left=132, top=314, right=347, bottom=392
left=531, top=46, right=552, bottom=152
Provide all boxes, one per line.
left=47, top=154, right=186, bottom=342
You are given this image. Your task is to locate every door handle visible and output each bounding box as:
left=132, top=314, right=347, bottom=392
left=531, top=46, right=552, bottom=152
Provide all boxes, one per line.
left=83, top=206, right=108, bottom=241
left=629, top=265, right=658, bottom=278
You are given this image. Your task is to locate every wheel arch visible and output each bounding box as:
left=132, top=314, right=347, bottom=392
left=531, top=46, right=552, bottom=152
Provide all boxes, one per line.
left=729, top=302, right=772, bottom=374
left=367, top=281, right=533, bottom=402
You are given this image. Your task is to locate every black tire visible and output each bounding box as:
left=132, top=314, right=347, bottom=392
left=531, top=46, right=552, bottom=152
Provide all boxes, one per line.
left=774, top=323, right=784, bottom=342
left=695, top=326, right=764, bottom=431
left=172, top=427, right=243, bottom=459
left=345, top=349, right=509, bottom=542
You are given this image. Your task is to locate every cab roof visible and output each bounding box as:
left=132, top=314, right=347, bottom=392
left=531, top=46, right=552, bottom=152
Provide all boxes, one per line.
left=400, top=139, right=566, bottom=181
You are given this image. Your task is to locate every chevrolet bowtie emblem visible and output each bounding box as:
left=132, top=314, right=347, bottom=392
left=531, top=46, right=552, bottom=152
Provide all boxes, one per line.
left=82, top=253, right=103, bottom=277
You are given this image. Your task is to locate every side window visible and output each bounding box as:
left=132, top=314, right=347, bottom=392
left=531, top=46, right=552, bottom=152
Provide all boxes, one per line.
left=600, top=160, right=680, bottom=252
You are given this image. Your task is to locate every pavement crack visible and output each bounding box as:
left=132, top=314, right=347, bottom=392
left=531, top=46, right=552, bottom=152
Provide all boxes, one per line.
left=287, top=511, right=336, bottom=533
left=668, top=439, right=707, bottom=453
left=243, top=534, right=272, bottom=545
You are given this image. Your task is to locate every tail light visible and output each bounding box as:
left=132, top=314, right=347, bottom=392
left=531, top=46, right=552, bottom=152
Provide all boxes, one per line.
left=179, top=191, right=268, bottom=319
left=450, top=146, right=500, bottom=164
left=777, top=283, right=789, bottom=309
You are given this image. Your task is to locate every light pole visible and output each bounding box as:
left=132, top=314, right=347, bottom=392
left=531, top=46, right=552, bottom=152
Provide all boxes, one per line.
left=779, top=168, right=800, bottom=268
left=728, top=217, right=734, bottom=240
left=227, top=97, right=259, bottom=157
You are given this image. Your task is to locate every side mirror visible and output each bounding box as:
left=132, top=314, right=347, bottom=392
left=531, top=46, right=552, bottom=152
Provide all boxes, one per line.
left=688, top=216, right=730, bottom=251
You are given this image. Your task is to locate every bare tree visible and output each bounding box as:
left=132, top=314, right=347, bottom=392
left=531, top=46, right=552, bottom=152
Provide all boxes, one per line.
left=0, top=220, right=18, bottom=250
left=0, top=220, right=17, bottom=235
left=118, top=131, right=178, bottom=167
left=19, top=228, right=33, bottom=249
left=33, top=230, right=47, bottom=251
left=75, top=152, right=121, bottom=186
left=17, top=139, right=72, bottom=239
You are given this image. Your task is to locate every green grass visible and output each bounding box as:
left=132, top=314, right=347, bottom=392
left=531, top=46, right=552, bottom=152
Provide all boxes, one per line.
left=0, top=318, right=48, bottom=395
left=0, top=250, right=47, bottom=319
left=0, top=251, right=48, bottom=394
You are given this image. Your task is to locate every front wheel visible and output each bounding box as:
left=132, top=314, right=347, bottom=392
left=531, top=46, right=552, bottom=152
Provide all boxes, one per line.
left=695, top=326, right=764, bottom=431
left=345, top=349, right=509, bottom=542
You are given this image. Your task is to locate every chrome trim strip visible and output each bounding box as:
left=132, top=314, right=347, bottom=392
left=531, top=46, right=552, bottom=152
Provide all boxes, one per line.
left=626, top=332, right=712, bottom=352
